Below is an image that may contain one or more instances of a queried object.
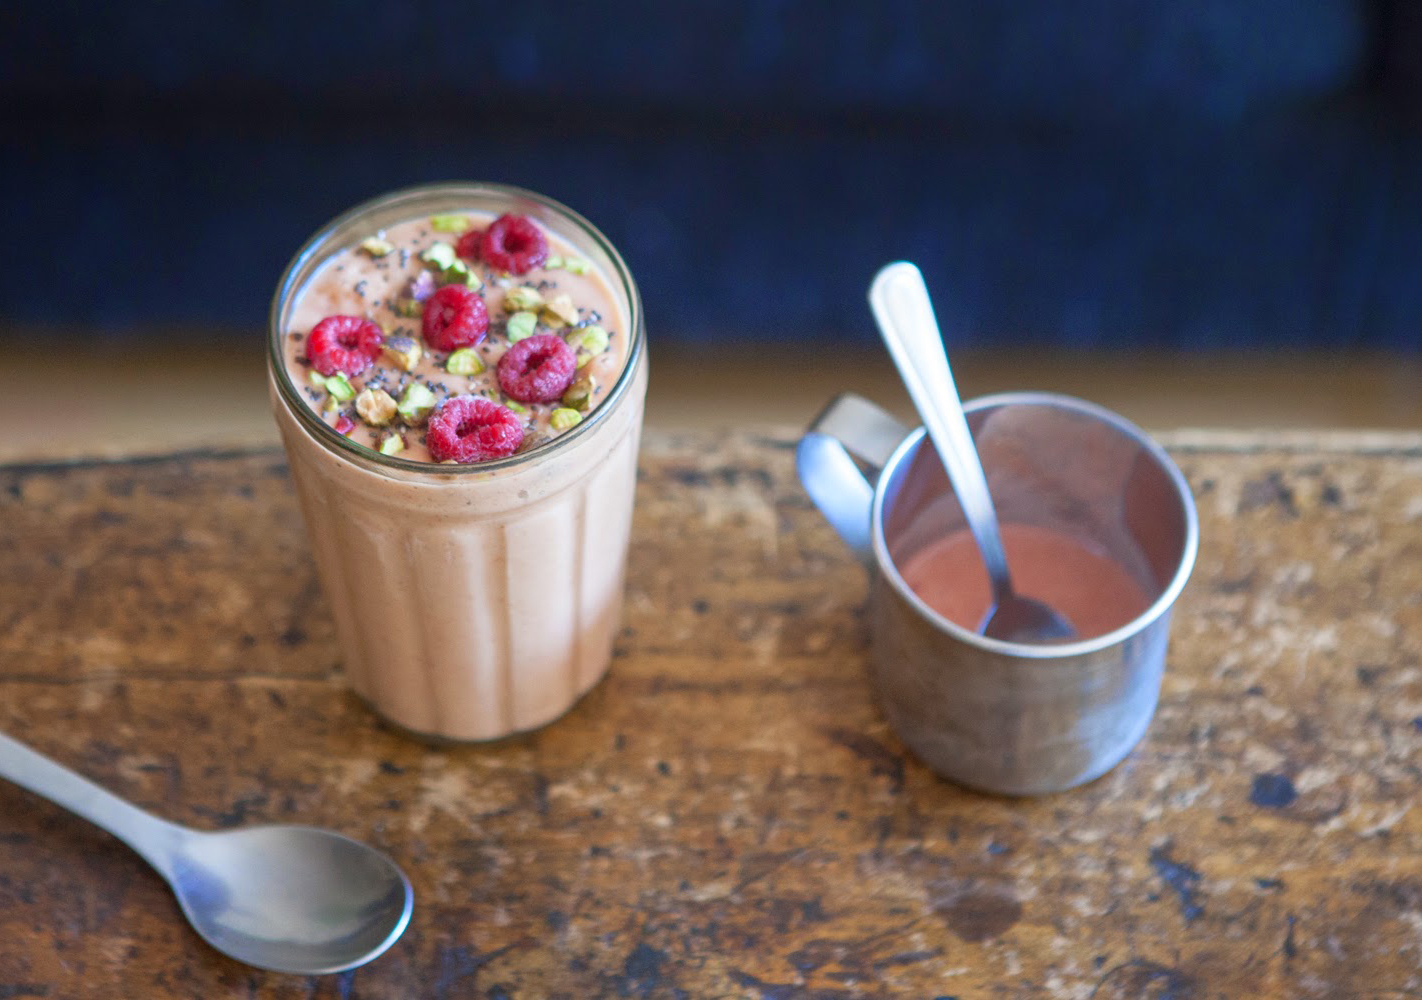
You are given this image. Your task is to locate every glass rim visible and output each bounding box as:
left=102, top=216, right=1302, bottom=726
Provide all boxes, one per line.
left=267, top=181, right=646, bottom=477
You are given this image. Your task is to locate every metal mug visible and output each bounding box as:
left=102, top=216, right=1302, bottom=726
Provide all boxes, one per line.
left=797, top=392, right=1198, bottom=795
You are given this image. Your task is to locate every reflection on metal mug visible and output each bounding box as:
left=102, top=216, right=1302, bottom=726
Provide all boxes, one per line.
left=797, top=392, right=1198, bottom=795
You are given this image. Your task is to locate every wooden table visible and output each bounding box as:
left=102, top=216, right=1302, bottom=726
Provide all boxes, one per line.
left=1, top=428, right=1419, bottom=998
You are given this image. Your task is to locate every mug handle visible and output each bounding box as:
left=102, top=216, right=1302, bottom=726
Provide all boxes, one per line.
left=796, top=393, right=911, bottom=561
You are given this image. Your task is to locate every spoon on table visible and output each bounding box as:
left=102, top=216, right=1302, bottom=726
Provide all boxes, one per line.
left=868, top=261, right=1075, bottom=644
left=0, top=729, right=413, bottom=975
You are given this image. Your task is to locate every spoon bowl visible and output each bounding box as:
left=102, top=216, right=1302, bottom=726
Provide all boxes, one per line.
left=0, top=731, right=413, bottom=975
left=171, top=826, right=413, bottom=975
left=868, top=261, right=1075, bottom=645
left=976, top=591, right=1075, bottom=644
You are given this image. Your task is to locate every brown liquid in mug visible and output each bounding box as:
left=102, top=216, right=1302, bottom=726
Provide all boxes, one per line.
left=898, top=523, right=1153, bottom=639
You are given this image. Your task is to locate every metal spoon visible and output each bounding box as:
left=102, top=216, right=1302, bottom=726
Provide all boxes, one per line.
left=0, top=729, right=413, bottom=975
left=868, top=261, right=1075, bottom=644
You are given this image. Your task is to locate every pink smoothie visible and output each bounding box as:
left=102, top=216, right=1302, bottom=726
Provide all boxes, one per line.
left=268, top=186, right=646, bottom=742
left=898, top=523, right=1153, bottom=639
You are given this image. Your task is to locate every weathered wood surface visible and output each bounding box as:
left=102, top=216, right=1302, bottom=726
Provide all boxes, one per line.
left=1, top=429, right=1420, bottom=998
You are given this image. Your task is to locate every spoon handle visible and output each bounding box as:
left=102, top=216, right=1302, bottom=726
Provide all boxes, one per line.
left=868, top=262, right=1013, bottom=601
left=0, top=730, right=182, bottom=873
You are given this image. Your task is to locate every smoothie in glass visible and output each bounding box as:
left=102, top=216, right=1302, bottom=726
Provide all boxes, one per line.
left=267, top=183, right=647, bottom=741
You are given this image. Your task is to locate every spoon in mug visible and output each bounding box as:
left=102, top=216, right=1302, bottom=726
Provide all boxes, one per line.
left=0, top=729, right=413, bottom=975
left=868, top=261, right=1075, bottom=644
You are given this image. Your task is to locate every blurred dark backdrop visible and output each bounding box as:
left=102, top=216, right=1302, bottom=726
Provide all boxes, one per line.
left=2, top=0, right=1421, bottom=349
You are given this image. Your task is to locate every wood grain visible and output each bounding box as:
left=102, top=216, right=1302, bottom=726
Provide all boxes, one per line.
left=0, top=430, right=1419, bottom=997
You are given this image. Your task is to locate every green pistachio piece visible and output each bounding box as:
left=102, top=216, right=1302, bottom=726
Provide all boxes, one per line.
left=504, top=285, right=544, bottom=312
left=308, top=370, right=330, bottom=389
left=323, top=394, right=343, bottom=414
left=564, top=258, right=591, bottom=275
left=381, top=336, right=422, bottom=372
left=429, top=214, right=470, bottom=232
left=506, top=311, right=538, bottom=343
left=544, top=254, right=564, bottom=270
left=355, top=388, right=398, bottom=426
left=549, top=408, right=583, bottom=431
left=504, top=399, right=529, bottom=416
left=561, top=375, right=596, bottom=411
left=324, top=374, right=356, bottom=402
left=566, top=324, right=609, bottom=355
left=442, top=258, right=483, bottom=290
left=397, top=383, right=438, bottom=425
left=446, top=348, right=486, bottom=376
left=420, top=242, right=458, bottom=271
left=540, top=293, right=578, bottom=328
left=378, top=433, right=406, bottom=456
left=394, top=298, right=425, bottom=318
left=359, top=236, right=394, bottom=257
left=576, top=351, right=597, bottom=369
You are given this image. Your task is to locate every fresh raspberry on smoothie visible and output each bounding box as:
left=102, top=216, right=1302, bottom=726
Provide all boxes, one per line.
left=497, top=334, right=578, bottom=403
left=473, top=214, right=548, bottom=274
left=422, top=284, right=489, bottom=352
left=307, top=316, right=384, bottom=376
left=426, top=396, right=524, bottom=463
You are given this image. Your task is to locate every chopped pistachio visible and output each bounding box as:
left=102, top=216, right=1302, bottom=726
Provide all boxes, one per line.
left=576, top=352, right=597, bottom=369
left=549, top=408, right=583, bottom=431
left=355, top=388, right=398, bottom=426
left=443, top=258, right=483, bottom=290
left=544, top=254, right=564, bottom=270
left=406, top=270, right=437, bottom=302
left=378, top=433, right=406, bottom=456
left=504, top=285, right=544, bottom=312
left=561, top=375, right=596, bottom=411
left=565, top=324, right=609, bottom=355
left=420, top=242, right=458, bottom=271
left=517, top=431, right=549, bottom=454
left=540, top=293, right=578, bottom=328
left=398, top=383, right=438, bottom=425
left=506, top=310, right=538, bottom=343
left=324, top=374, right=356, bottom=402
left=359, top=236, right=394, bottom=257
left=323, top=394, right=343, bottom=414
left=564, top=258, right=591, bottom=275
left=394, top=298, right=424, bottom=318
left=381, top=336, right=422, bottom=372
left=446, top=348, right=485, bottom=375
left=308, top=370, right=330, bottom=389
left=429, top=214, right=470, bottom=232
left=504, top=399, right=529, bottom=416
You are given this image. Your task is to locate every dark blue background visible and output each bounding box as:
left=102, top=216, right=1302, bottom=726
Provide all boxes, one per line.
left=3, top=1, right=1420, bottom=348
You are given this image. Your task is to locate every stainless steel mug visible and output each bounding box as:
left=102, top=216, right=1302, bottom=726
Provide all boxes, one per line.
left=797, top=392, right=1198, bottom=795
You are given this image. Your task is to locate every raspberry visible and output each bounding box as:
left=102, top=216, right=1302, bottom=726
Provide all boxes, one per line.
left=455, top=228, right=483, bottom=262
left=478, top=214, right=548, bottom=275
left=425, top=396, right=524, bottom=463
left=333, top=415, right=356, bottom=436
left=497, top=334, right=577, bottom=403
left=306, top=315, right=384, bottom=376
left=422, top=284, right=489, bottom=352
